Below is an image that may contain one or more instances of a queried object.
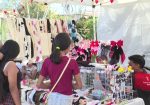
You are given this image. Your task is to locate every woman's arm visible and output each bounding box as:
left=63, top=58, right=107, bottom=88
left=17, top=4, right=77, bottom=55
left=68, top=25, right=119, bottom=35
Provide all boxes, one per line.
left=36, top=75, right=50, bottom=89
left=73, top=73, right=82, bottom=90
left=6, top=62, right=21, bottom=105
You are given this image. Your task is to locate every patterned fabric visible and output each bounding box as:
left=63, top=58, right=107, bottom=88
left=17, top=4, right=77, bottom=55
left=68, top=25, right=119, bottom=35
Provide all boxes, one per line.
left=13, top=31, right=25, bottom=59
left=62, top=20, right=69, bottom=34
left=56, top=20, right=63, bottom=33
left=50, top=20, right=58, bottom=38
left=0, top=93, right=15, bottom=105
left=6, top=18, right=17, bottom=39
left=39, top=19, right=47, bottom=33
left=47, top=19, right=51, bottom=33
left=24, top=36, right=32, bottom=59
left=39, top=33, right=52, bottom=57
left=26, top=19, right=43, bottom=62
left=16, top=18, right=26, bottom=35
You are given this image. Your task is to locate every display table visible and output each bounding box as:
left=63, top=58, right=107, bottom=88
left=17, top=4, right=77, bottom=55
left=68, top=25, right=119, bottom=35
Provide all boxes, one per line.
left=20, top=81, right=145, bottom=105
left=121, top=98, right=145, bottom=105
left=21, top=84, right=32, bottom=105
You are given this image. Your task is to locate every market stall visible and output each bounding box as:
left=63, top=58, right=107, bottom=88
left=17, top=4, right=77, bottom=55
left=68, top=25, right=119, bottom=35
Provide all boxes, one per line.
left=1, top=0, right=149, bottom=105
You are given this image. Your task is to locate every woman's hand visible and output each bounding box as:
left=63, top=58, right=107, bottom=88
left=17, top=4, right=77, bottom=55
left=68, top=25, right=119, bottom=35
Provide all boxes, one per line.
left=73, top=73, right=82, bottom=90
left=36, top=75, right=50, bottom=89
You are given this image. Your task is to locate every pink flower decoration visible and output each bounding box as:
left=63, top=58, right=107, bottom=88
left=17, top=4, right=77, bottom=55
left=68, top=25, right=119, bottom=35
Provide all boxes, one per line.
left=117, top=40, right=123, bottom=47
left=3, top=10, right=8, bottom=14
left=110, top=41, right=116, bottom=47
left=90, top=40, right=100, bottom=56
left=110, top=0, right=114, bottom=3
left=95, top=0, right=99, bottom=4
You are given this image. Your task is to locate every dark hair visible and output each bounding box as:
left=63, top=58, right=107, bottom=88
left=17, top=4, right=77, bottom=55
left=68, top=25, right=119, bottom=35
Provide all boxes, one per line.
left=128, top=54, right=145, bottom=68
left=50, top=33, right=71, bottom=64
left=0, top=40, right=20, bottom=60
left=0, top=40, right=20, bottom=102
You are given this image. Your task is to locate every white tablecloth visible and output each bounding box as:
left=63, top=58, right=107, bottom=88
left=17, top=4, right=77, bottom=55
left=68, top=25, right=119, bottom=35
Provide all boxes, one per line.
left=125, top=98, right=145, bottom=105
left=21, top=84, right=145, bottom=105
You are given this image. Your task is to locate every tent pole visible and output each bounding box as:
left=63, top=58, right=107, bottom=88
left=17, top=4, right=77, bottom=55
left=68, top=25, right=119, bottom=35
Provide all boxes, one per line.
left=92, top=5, right=96, bottom=40
left=43, top=4, right=49, bottom=19
left=26, top=0, right=30, bottom=18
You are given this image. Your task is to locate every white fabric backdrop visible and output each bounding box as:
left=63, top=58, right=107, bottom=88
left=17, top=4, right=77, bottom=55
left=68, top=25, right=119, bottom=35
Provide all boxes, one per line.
left=97, top=1, right=150, bottom=66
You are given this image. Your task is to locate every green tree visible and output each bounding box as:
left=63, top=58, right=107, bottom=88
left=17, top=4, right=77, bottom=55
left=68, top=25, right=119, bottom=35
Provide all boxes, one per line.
left=18, top=2, right=65, bottom=19
left=76, top=16, right=96, bottom=40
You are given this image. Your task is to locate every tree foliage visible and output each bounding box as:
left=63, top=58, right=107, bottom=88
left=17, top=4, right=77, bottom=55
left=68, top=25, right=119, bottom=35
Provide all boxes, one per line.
left=76, top=16, right=96, bottom=40
left=18, top=2, right=65, bottom=19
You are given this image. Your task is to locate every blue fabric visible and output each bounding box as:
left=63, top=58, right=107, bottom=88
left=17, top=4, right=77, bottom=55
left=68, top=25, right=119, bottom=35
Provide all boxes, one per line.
left=48, top=92, right=73, bottom=105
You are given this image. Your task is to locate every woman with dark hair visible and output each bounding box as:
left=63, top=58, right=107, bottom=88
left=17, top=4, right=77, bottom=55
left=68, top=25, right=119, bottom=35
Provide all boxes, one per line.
left=128, top=54, right=150, bottom=105
left=0, top=40, right=21, bottom=105
left=36, top=33, right=82, bottom=105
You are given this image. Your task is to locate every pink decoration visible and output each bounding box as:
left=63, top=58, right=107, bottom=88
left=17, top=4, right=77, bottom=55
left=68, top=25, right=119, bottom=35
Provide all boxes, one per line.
left=110, top=40, right=125, bottom=63
left=22, top=79, right=27, bottom=85
left=36, top=56, right=40, bottom=62
left=3, top=10, right=8, bottom=14
left=110, top=41, right=116, bottom=48
left=33, top=31, right=35, bottom=35
left=81, top=0, right=83, bottom=2
left=38, top=40, right=41, bottom=44
left=40, top=50, right=42, bottom=54
left=110, top=0, right=114, bottom=3
left=90, top=40, right=100, bottom=56
left=13, top=9, right=16, bottom=13
left=95, top=0, right=99, bottom=4
left=117, top=40, right=123, bottom=47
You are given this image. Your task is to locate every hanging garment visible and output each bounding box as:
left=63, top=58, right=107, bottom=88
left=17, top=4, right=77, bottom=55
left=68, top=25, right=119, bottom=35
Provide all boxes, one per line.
left=61, top=20, right=69, bottom=33
left=16, top=18, right=26, bottom=35
left=39, top=33, right=52, bottom=57
left=68, top=20, right=78, bottom=42
left=39, top=19, right=47, bottom=33
left=50, top=20, right=58, bottom=38
left=47, top=19, right=51, bottom=33
left=109, top=40, right=125, bottom=65
left=13, top=31, right=25, bottom=59
left=100, top=44, right=110, bottom=57
left=22, top=18, right=30, bottom=35
left=26, top=19, right=43, bottom=62
left=0, top=19, right=9, bottom=42
left=24, top=36, right=32, bottom=59
left=6, top=18, right=17, bottom=39
left=56, top=20, right=63, bottom=33
left=6, top=18, right=27, bottom=59
left=31, top=38, right=34, bottom=58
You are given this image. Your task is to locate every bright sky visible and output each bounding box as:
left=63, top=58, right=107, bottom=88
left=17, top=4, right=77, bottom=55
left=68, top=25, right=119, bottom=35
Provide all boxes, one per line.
left=0, top=0, right=94, bottom=15
left=49, top=3, right=93, bottom=15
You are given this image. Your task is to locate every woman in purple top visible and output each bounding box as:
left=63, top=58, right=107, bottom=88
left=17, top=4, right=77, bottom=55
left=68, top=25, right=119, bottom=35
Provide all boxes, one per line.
left=36, top=33, right=82, bottom=105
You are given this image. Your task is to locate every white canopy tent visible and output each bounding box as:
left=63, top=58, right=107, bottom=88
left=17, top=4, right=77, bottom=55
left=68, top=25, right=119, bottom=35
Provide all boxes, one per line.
left=97, top=0, right=150, bottom=66
left=33, top=0, right=111, bottom=6
left=33, top=0, right=150, bottom=66
left=33, top=0, right=108, bottom=40
left=33, top=0, right=114, bottom=40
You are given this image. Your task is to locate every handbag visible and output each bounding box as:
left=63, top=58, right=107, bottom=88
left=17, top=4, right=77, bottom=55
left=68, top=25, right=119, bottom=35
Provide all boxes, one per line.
left=44, top=58, right=71, bottom=105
